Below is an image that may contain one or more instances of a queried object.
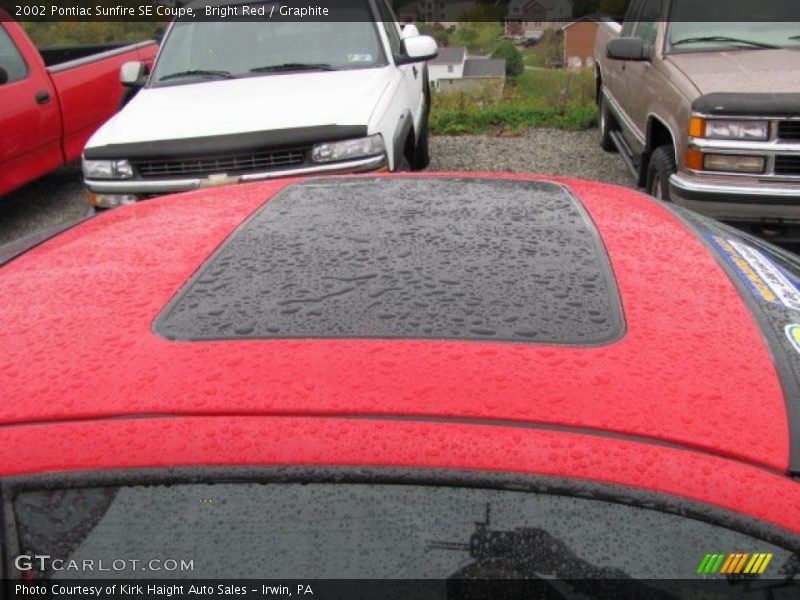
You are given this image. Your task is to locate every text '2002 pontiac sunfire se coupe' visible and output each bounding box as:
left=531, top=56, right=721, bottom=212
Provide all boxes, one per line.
left=1, top=174, right=800, bottom=596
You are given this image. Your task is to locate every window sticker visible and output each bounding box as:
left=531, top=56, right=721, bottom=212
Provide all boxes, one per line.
left=348, top=53, right=373, bottom=63
left=708, top=235, right=800, bottom=311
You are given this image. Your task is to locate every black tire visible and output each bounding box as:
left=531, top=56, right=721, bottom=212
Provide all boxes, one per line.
left=598, top=94, right=618, bottom=152
left=412, top=114, right=431, bottom=170
left=396, top=152, right=411, bottom=172
left=646, top=145, right=677, bottom=202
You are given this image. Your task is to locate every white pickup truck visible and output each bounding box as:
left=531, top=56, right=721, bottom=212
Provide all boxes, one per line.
left=81, top=0, right=437, bottom=208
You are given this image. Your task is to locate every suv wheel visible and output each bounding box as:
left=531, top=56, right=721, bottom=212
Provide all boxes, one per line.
left=646, top=145, right=677, bottom=202
left=598, top=95, right=618, bottom=152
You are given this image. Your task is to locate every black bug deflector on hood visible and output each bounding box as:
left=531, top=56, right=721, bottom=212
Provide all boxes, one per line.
left=154, top=177, right=624, bottom=345
left=692, top=93, right=800, bottom=117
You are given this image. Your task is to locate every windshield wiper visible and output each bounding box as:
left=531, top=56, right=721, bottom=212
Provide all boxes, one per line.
left=158, top=69, right=235, bottom=82
left=672, top=36, right=779, bottom=49
left=250, top=63, right=336, bottom=73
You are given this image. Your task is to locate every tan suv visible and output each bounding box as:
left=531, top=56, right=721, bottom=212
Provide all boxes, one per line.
left=594, top=0, right=800, bottom=239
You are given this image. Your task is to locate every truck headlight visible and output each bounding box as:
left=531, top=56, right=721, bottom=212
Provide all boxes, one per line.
left=82, top=159, right=134, bottom=179
left=691, top=118, right=769, bottom=141
left=311, top=135, right=385, bottom=163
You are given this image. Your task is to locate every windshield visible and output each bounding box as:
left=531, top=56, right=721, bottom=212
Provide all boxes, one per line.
left=668, top=1, right=800, bottom=51
left=150, top=5, right=386, bottom=86
left=11, top=481, right=799, bottom=584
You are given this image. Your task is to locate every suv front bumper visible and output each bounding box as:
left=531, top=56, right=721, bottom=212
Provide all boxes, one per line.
left=670, top=172, right=800, bottom=223
left=86, top=155, right=387, bottom=200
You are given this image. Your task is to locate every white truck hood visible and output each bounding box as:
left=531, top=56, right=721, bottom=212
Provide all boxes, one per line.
left=87, top=68, right=391, bottom=148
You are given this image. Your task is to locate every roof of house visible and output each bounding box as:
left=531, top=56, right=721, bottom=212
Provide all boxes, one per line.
left=463, top=58, right=506, bottom=78
left=429, top=46, right=466, bottom=65
left=561, top=12, right=615, bottom=30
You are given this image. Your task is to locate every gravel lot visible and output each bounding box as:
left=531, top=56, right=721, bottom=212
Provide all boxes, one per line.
left=0, top=129, right=635, bottom=247
left=0, top=162, right=89, bottom=246
left=430, top=129, right=635, bottom=188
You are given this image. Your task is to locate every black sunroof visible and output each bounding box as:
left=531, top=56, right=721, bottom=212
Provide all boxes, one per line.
left=154, top=177, right=624, bottom=344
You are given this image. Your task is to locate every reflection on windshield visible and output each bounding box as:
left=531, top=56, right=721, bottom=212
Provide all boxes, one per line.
left=429, top=504, right=636, bottom=579
left=151, top=4, right=385, bottom=85
left=13, top=481, right=799, bottom=584
left=668, top=0, right=800, bottom=51
left=428, top=503, right=680, bottom=599
left=15, top=487, right=119, bottom=566
left=669, top=22, right=800, bottom=51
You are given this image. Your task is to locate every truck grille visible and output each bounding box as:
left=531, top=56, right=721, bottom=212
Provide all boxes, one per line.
left=132, top=147, right=307, bottom=178
left=775, top=155, right=800, bottom=176
left=778, top=121, right=800, bottom=141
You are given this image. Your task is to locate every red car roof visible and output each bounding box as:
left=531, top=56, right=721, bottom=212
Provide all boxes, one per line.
left=0, top=173, right=791, bottom=477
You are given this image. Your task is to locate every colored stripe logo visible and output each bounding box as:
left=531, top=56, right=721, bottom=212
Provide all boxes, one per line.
left=786, top=324, right=800, bottom=356
left=696, top=552, right=773, bottom=575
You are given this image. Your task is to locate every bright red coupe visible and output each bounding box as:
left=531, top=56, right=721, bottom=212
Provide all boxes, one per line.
left=1, top=174, right=799, bottom=593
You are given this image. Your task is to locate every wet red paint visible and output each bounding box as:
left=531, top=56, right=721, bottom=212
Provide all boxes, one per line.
left=1, top=417, right=799, bottom=533
left=0, top=173, right=793, bottom=530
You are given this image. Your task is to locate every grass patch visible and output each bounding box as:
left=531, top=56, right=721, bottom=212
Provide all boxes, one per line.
left=450, top=22, right=505, bottom=55
left=519, top=30, right=564, bottom=68
left=430, top=69, right=598, bottom=135
left=431, top=103, right=597, bottom=135
left=418, top=19, right=505, bottom=55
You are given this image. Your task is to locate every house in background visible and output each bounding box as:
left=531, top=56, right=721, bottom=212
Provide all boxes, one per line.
left=428, top=46, right=506, bottom=97
left=504, top=0, right=574, bottom=39
left=428, top=46, right=466, bottom=82
left=458, top=58, right=507, bottom=96
left=562, top=13, right=616, bottom=69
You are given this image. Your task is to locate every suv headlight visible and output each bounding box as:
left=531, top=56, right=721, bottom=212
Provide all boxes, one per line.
left=692, top=118, right=769, bottom=141
left=82, top=159, right=134, bottom=179
left=311, top=135, right=385, bottom=163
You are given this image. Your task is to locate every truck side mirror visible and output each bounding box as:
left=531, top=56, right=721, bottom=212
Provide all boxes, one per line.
left=401, top=24, right=420, bottom=40
left=0, top=66, right=8, bottom=86
left=606, top=37, right=651, bottom=61
left=396, top=35, right=438, bottom=65
left=120, top=61, right=147, bottom=87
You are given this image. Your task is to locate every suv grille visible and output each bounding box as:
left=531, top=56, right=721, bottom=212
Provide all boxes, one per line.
left=132, top=147, right=307, bottom=178
left=775, top=155, right=800, bottom=176
left=778, top=121, right=800, bottom=141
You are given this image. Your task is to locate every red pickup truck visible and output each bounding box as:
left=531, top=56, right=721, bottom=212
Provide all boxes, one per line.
left=0, top=16, right=157, bottom=197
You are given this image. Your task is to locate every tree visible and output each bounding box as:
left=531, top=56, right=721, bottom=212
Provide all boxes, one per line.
left=569, top=0, right=631, bottom=17
left=491, top=41, right=524, bottom=79
left=599, top=0, right=630, bottom=18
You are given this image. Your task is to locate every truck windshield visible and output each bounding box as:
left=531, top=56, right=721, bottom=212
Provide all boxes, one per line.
left=151, top=4, right=386, bottom=86
left=668, top=0, right=800, bottom=51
